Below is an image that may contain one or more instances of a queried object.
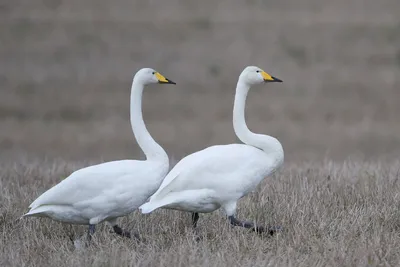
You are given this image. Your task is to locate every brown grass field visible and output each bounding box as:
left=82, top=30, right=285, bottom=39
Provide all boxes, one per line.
left=1, top=160, right=400, bottom=266
left=1, top=0, right=400, bottom=266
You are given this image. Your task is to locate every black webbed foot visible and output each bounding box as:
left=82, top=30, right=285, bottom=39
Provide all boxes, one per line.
left=113, top=225, right=142, bottom=240
left=228, top=216, right=282, bottom=236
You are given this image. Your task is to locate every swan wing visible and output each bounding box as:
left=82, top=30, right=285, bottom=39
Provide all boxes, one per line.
left=148, top=145, right=217, bottom=201
left=28, top=160, right=152, bottom=210
left=149, top=144, right=272, bottom=202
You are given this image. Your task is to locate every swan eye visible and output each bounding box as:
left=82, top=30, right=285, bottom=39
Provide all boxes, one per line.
left=256, top=70, right=260, bottom=73
left=152, top=72, right=155, bottom=75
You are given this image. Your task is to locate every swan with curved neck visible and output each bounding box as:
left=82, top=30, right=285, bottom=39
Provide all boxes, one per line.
left=130, top=72, right=169, bottom=162
left=233, top=71, right=283, bottom=155
left=23, top=68, right=175, bottom=242
left=140, top=66, right=283, bottom=235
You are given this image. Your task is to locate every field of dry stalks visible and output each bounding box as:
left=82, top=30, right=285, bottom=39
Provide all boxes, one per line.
left=1, top=160, right=400, bottom=266
left=1, top=0, right=400, bottom=266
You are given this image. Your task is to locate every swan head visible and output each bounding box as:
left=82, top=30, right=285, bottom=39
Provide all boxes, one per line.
left=133, top=68, right=176, bottom=85
left=239, top=66, right=282, bottom=86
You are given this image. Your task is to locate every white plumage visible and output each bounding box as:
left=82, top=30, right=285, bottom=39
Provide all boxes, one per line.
left=26, top=160, right=166, bottom=224
left=23, top=68, right=176, bottom=239
left=140, top=66, right=284, bottom=234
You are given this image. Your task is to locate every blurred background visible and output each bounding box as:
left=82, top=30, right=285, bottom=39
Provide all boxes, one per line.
left=0, top=0, right=399, bottom=163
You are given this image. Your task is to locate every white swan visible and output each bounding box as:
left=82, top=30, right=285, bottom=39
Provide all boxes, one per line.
left=23, top=68, right=176, bottom=240
left=140, top=66, right=283, bottom=234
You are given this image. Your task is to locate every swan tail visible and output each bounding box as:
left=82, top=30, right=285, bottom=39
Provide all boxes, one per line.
left=139, top=202, right=161, bottom=214
left=22, top=204, right=60, bottom=218
left=140, top=193, right=180, bottom=214
left=22, top=206, right=46, bottom=218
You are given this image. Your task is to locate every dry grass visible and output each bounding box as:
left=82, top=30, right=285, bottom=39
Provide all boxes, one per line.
left=1, top=160, right=400, bottom=266
left=2, top=0, right=400, bottom=266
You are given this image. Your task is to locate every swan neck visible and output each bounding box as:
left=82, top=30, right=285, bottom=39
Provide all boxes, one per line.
left=232, top=80, right=284, bottom=157
left=233, top=81, right=252, bottom=144
left=130, top=80, right=168, bottom=162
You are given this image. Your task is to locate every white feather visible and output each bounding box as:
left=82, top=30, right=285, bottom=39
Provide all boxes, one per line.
left=24, top=68, right=175, bottom=226
left=140, top=66, right=284, bottom=217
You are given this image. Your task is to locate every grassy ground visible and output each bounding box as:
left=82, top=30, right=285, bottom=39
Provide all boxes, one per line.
left=1, top=160, right=400, bottom=266
left=1, top=0, right=400, bottom=266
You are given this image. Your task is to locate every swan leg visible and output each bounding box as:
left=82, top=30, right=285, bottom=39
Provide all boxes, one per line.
left=88, top=224, right=96, bottom=235
left=191, top=212, right=200, bottom=228
left=227, top=216, right=281, bottom=236
left=190, top=212, right=202, bottom=242
left=87, top=224, right=96, bottom=243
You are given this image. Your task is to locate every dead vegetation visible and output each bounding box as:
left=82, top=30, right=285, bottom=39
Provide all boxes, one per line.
left=1, top=160, right=400, bottom=266
left=1, top=0, right=400, bottom=266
